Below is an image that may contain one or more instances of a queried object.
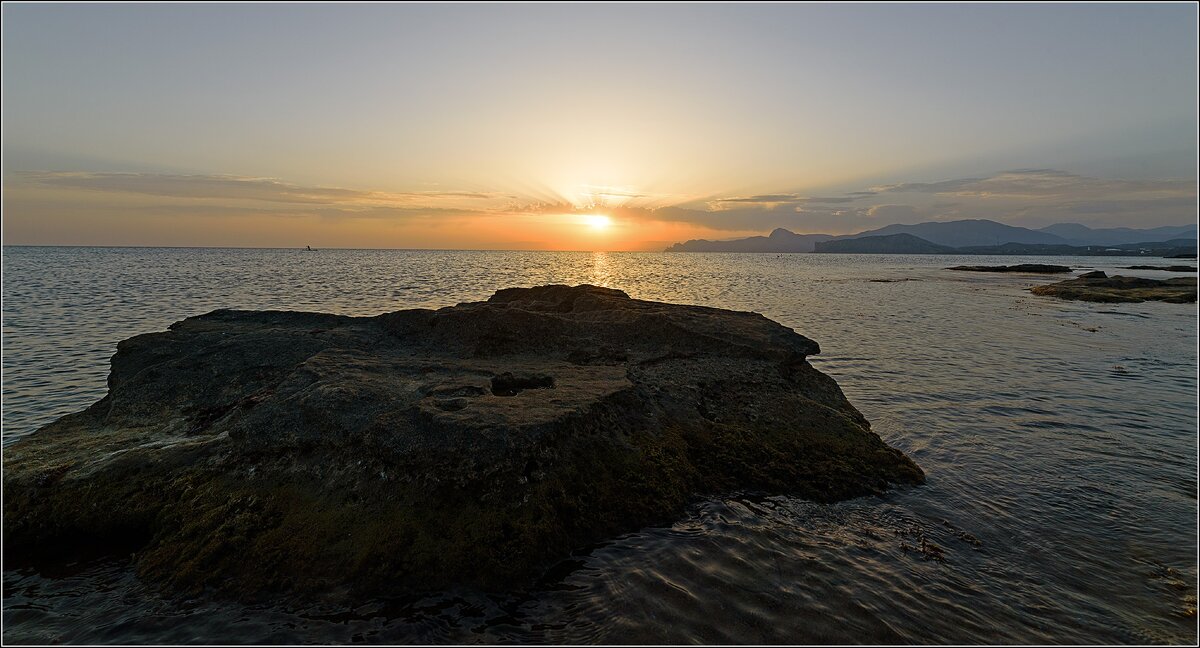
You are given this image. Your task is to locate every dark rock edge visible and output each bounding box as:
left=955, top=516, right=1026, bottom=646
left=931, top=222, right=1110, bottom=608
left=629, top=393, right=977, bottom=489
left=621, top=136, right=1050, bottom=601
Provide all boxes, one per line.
left=947, top=264, right=1072, bottom=274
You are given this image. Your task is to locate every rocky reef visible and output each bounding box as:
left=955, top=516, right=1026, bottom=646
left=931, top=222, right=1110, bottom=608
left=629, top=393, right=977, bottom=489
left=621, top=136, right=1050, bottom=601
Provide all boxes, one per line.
left=3, top=285, right=923, bottom=601
left=1030, top=271, right=1197, bottom=303
left=947, top=264, right=1072, bottom=274
left=1122, top=265, right=1198, bottom=272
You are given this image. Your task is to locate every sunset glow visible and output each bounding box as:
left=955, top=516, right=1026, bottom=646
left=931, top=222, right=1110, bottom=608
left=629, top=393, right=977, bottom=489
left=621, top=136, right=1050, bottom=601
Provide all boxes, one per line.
left=1, top=4, right=1194, bottom=251
left=584, top=214, right=612, bottom=230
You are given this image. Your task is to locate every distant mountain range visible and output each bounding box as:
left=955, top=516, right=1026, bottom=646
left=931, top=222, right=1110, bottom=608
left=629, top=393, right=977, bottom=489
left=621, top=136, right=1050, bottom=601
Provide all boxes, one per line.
left=815, top=235, right=1197, bottom=257
left=849, top=219, right=1067, bottom=247
left=815, top=233, right=958, bottom=254
left=666, top=219, right=1198, bottom=254
left=1038, top=223, right=1198, bottom=246
left=665, top=228, right=834, bottom=253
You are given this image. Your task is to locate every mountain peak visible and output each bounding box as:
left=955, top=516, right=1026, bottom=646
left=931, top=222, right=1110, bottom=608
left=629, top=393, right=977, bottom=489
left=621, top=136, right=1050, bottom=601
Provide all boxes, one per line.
left=849, top=219, right=1068, bottom=247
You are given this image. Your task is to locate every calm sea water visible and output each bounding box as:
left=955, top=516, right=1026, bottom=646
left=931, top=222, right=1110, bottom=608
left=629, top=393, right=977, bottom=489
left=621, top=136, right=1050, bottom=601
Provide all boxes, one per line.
left=2, top=246, right=1197, bottom=644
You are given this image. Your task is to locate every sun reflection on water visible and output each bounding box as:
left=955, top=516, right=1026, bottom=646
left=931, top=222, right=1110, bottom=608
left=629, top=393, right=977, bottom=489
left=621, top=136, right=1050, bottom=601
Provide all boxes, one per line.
left=587, top=251, right=614, bottom=288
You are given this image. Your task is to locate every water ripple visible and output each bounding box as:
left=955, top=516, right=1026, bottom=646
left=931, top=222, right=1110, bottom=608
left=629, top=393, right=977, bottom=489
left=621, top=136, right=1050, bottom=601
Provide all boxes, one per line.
left=2, top=248, right=1196, bottom=644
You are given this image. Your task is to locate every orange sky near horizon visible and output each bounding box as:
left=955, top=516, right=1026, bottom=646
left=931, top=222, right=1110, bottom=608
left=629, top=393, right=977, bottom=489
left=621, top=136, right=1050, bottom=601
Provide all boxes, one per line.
left=5, top=165, right=1198, bottom=251
left=1, top=179, right=756, bottom=251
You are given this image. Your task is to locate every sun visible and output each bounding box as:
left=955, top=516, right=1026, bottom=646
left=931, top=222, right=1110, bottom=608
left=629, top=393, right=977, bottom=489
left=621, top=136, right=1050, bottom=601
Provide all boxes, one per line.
left=584, top=214, right=612, bottom=230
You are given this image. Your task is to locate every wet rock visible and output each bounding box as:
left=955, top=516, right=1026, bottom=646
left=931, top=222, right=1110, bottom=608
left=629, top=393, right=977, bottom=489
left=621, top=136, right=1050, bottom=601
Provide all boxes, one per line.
left=947, top=264, right=1072, bottom=273
left=3, top=285, right=923, bottom=600
left=1123, top=265, right=1198, bottom=272
left=1030, top=274, right=1197, bottom=303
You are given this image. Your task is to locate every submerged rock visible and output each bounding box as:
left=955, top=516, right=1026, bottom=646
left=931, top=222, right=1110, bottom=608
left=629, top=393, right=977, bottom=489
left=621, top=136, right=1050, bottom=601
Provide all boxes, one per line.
left=1030, top=272, right=1197, bottom=303
left=3, top=285, right=923, bottom=600
left=947, top=264, right=1072, bottom=274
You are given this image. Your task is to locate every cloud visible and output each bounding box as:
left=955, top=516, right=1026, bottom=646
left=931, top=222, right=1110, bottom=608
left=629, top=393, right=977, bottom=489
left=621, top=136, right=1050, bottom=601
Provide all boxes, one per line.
left=15, top=171, right=510, bottom=207
left=712, top=193, right=804, bottom=204
left=8, top=166, right=1196, bottom=239
left=874, top=168, right=1195, bottom=198
left=865, top=204, right=919, bottom=220
left=871, top=177, right=987, bottom=194
left=683, top=167, right=1195, bottom=232
left=708, top=193, right=859, bottom=209
left=575, top=185, right=651, bottom=201
left=798, top=196, right=858, bottom=204
left=20, top=171, right=369, bottom=203
left=617, top=202, right=880, bottom=233
left=1059, top=196, right=1198, bottom=215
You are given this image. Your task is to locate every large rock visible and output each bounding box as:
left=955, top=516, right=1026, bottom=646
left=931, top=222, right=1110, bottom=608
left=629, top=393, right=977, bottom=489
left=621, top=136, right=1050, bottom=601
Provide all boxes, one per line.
left=947, top=264, right=1072, bottom=274
left=1122, top=265, right=1197, bottom=272
left=3, top=285, right=923, bottom=600
left=1030, top=272, right=1197, bottom=303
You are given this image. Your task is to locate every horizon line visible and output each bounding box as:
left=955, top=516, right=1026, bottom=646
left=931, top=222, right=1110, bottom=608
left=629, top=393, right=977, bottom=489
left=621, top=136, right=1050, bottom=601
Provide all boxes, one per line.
left=0, top=243, right=676, bottom=253
left=4, top=218, right=1195, bottom=253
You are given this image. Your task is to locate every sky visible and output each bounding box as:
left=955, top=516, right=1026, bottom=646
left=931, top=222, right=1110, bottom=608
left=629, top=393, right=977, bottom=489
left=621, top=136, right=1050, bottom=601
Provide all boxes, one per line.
left=2, top=2, right=1197, bottom=250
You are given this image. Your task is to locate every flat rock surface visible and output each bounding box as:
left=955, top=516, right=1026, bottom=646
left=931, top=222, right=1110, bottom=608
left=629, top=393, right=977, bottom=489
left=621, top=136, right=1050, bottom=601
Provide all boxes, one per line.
left=1030, top=272, right=1197, bottom=303
left=947, top=264, right=1072, bottom=273
left=3, top=285, right=923, bottom=601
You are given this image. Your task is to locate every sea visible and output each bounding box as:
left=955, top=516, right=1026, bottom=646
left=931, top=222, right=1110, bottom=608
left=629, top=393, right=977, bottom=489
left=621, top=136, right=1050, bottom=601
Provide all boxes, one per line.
left=2, top=246, right=1197, bottom=644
